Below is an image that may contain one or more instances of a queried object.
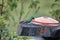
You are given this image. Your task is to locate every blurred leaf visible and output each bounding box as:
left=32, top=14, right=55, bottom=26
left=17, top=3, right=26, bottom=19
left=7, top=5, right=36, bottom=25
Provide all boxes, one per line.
left=51, top=9, right=60, bottom=22
left=17, top=0, right=19, bottom=1
left=35, top=0, right=40, bottom=3
left=55, top=9, right=60, bottom=15
left=7, top=0, right=17, bottom=11
left=9, top=0, right=13, bottom=2
left=10, top=2, right=17, bottom=8
left=9, top=2, right=17, bottom=11
left=55, top=0, right=58, bottom=2
left=29, top=0, right=40, bottom=8
left=51, top=3, right=58, bottom=8
left=20, top=10, right=24, bottom=18
left=7, top=0, right=13, bottom=5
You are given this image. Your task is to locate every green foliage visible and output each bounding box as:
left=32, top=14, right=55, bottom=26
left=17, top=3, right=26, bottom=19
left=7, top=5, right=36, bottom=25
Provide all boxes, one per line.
left=50, top=0, right=60, bottom=22
left=51, top=3, right=58, bottom=8
left=55, top=9, right=60, bottom=15
left=55, top=0, right=59, bottom=2
left=0, top=18, right=7, bottom=40
left=50, top=9, right=60, bottom=22
left=20, top=10, right=24, bottom=18
left=0, top=18, right=17, bottom=40
left=0, top=18, right=5, bottom=26
left=55, top=9, right=60, bottom=22
left=9, top=0, right=13, bottom=2
left=10, top=2, right=17, bottom=8
left=29, top=0, right=40, bottom=8
left=7, top=0, right=17, bottom=11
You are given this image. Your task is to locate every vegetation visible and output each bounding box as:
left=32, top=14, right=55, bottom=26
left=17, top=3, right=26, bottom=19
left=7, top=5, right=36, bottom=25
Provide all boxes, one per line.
left=49, top=0, right=60, bottom=22
left=0, top=0, right=60, bottom=40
